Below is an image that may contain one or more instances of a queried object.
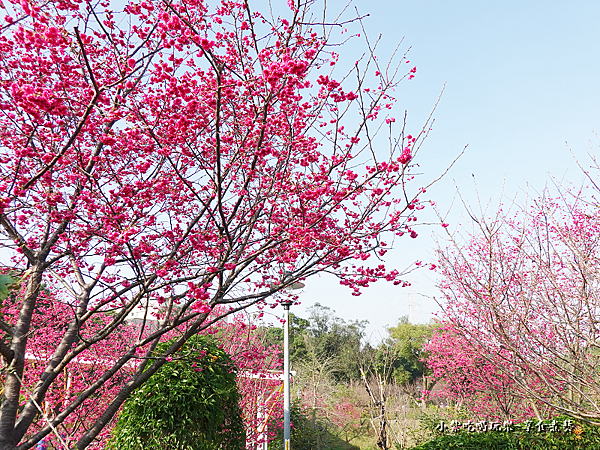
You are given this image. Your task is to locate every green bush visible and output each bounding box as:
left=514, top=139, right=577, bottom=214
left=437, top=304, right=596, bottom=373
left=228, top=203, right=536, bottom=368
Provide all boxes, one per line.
left=108, top=334, right=244, bottom=450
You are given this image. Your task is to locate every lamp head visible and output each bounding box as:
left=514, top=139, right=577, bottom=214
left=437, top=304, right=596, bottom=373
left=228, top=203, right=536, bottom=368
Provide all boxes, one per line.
left=288, top=281, right=305, bottom=290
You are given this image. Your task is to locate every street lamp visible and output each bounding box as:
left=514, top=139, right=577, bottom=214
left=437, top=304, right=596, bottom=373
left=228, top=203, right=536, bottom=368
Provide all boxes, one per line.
left=281, top=280, right=304, bottom=450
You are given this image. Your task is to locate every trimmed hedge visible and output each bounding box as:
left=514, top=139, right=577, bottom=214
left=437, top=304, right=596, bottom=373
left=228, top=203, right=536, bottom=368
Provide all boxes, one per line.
left=108, top=335, right=244, bottom=450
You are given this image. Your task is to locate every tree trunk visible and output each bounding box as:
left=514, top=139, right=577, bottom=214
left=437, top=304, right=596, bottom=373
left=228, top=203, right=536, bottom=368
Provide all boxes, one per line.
left=0, top=267, right=43, bottom=449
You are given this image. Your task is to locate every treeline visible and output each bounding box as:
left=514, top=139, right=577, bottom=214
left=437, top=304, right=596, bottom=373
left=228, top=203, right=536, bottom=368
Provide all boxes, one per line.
left=263, top=303, right=438, bottom=450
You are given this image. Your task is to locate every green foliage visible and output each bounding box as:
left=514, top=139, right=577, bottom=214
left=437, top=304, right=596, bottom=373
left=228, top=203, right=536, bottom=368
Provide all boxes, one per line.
left=108, top=334, right=244, bottom=450
left=264, top=312, right=311, bottom=362
left=0, top=274, right=14, bottom=301
left=409, top=417, right=600, bottom=450
left=264, top=304, right=366, bottom=382
left=388, top=316, right=438, bottom=386
left=305, top=303, right=367, bottom=381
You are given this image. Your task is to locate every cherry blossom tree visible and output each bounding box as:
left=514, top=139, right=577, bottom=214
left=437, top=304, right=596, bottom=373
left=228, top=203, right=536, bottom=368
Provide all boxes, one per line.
left=0, top=277, right=141, bottom=449
left=0, top=0, right=443, bottom=447
left=214, top=314, right=283, bottom=449
left=426, top=321, right=543, bottom=421
left=433, top=191, right=600, bottom=423
left=1, top=281, right=283, bottom=449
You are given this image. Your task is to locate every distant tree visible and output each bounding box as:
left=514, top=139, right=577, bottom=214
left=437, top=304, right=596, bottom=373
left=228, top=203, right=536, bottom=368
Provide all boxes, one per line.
left=356, top=317, right=438, bottom=449
left=265, top=304, right=366, bottom=381
left=266, top=305, right=367, bottom=449
left=264, top=313, right=310, bottom=364
left=305, top=303, right=367, bottom=382
left=388, top=316, right=438, bottom=392
left=358, top=340, right=401, bottom=450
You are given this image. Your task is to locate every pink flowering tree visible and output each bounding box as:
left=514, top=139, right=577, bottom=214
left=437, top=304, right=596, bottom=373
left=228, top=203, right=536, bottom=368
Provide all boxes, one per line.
left=0, top=279, right=145, bottom=449
left=0, top=0, right=443, bottom=447
left=0, top=283, right=283, bottom=449
left=426, top=322, right=543, bottom=421
left=212, top=314, right=284, bottom=448
left=432, top=192, right=600, bottom=423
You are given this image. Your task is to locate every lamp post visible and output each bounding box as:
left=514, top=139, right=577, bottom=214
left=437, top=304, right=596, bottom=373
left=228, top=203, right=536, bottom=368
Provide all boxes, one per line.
left=282, top=299, right=292, bottom=450
left=281, top=280, right=304, bottom=450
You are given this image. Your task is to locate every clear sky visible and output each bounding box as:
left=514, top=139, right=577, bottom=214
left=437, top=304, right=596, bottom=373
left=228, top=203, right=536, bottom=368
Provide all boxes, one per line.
left=278, top=0, right=600, bottom=340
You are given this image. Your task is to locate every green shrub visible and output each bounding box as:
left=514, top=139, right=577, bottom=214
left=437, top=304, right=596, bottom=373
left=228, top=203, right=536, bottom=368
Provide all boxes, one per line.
left=108, top=334, right=244, bottom=450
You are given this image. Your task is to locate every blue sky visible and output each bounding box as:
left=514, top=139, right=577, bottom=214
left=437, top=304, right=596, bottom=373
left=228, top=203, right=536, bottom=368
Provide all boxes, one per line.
left=280, top=0, right=600, bottom=339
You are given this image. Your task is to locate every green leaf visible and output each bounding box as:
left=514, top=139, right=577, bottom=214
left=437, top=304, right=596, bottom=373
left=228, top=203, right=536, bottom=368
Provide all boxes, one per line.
left=0, top=274, right=14, bottom=301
